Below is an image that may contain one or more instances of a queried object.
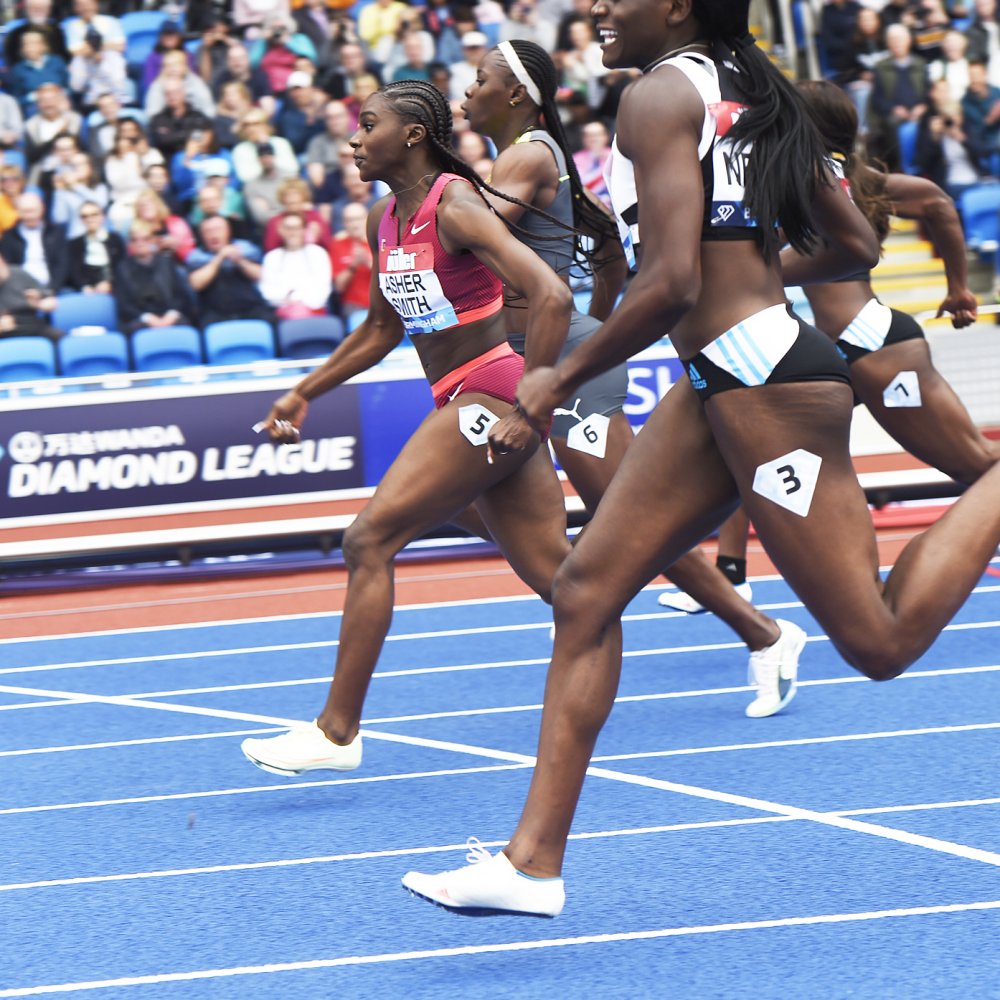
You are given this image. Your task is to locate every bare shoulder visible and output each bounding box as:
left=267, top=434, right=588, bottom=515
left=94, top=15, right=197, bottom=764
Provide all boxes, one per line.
left=616, top=65, right=705, bottom=160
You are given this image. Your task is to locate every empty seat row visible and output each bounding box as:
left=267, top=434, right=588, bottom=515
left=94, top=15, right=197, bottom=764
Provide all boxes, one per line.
left=0, top=317, right=347, bottom=383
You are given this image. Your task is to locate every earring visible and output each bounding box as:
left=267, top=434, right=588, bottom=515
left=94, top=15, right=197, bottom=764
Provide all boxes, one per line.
left=406, top=141, right=412, bottom=147
left=509, top=100, right=518, bottom=107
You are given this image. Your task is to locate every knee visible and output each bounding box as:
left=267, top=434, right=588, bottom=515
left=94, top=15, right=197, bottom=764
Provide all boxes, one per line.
left=341, top=516, right=390, bottom=572
left=839, top=641, right=909, bottom=682
left=550, top=555, right=610, bottom=631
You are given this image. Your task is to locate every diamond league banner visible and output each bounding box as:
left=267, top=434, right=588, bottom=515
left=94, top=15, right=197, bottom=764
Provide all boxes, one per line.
left=0, top=349, right=684, bottom=523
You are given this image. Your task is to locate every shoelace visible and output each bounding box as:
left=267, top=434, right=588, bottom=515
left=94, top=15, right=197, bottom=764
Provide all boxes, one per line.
left=465, top=836, right=492, bottom=865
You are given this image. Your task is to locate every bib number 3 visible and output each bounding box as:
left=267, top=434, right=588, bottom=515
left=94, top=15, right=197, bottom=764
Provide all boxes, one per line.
left=458, top=403, right=500, bottom=447
left=752, top=448, right=822, bottom=518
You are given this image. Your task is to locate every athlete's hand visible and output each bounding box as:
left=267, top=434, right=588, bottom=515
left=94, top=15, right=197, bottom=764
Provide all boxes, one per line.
left=512, top=366, right=564, bottom=434
left=260, top=390, right=308, bottom=442
left=937, top=289, right=978, bottom=329
left=487, top=408, right=537, bottom=461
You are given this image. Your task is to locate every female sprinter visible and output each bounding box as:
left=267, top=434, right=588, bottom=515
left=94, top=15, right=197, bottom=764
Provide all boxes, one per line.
left=401, top=0, right=1000, bottom=917
left=240, top=79, right=573, bottom=777
left=464, top=39, right=803, bottom=718
left=791, top=79, right=1000, bottom=484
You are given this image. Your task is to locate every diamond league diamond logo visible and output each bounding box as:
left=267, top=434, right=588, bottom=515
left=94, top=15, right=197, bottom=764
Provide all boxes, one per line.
left=8, top=431, right=43, bottom=464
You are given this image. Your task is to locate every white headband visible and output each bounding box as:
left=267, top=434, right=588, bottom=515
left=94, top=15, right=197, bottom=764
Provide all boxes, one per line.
left=497, top=41, right=543, bottom=107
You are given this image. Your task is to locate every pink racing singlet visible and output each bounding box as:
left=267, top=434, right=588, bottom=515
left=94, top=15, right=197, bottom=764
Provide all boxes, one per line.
left=376, top=173, right=503, bottom=336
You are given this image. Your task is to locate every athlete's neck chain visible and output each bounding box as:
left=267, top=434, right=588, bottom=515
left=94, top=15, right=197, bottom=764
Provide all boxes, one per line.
left=393, top=171, right=438, bottom=200
left=643, top=40, right=711, bottom=75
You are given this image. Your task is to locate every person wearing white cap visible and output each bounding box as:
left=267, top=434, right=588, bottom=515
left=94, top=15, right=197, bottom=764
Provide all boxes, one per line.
left=449, top=30, right=489, bottom=100
left=275, top=70, right=326, bottom=153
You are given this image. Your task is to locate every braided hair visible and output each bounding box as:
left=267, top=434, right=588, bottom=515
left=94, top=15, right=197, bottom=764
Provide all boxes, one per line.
left=691, top=0, right=829, bottom=259
left=797, top=80, right=892, bottom=247
left=379, top=74, right=614, bottom=274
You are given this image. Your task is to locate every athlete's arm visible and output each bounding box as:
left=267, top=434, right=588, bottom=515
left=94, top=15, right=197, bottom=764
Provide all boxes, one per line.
left=478, top=140, right=552, bottom=227
left=260, top=198, right=406, bottom=442
left=885, top=171, right=977, bottom=327
left=514, top=70, right=705, bottom=428
left=779, top=169, right=881, bottom=286
left=436, top=183, right=572, bottom=372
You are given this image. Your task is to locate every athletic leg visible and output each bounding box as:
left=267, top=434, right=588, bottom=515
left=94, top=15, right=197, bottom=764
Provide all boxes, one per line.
left=706, top=381, right=1000, bottom=679
left=850, top=338, right=1000, bottom=484
left=550, top=411, right=635, bottom=514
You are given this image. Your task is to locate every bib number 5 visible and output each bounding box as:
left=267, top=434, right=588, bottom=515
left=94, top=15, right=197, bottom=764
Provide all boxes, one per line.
left=458, top=403, right=500, bottom=446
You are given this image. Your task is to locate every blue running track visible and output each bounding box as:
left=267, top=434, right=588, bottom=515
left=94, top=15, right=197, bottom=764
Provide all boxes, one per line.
left=2, top=567, right=1000, bottom=998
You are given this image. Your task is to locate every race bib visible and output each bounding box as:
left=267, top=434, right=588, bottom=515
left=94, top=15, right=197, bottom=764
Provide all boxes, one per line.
left=883, top=370, right=922, bottom=408
left=752, top=448, right=822, bottom=518
left=565, top=412, right=610, bottom=458
left=378, top=243, right=458, bottom=335
left=458, top=404, right=499, bottom=446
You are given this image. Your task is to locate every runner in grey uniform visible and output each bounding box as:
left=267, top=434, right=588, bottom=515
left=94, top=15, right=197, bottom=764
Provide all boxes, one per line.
left=503, top=129, right=629, bottom=439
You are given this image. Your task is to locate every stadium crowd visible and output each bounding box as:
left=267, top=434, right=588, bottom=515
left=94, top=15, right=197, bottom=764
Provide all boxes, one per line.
left=0, top=0, right=999, bottom=353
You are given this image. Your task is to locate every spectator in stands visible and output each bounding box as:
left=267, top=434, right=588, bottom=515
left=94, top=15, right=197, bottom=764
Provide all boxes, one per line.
left=189, top=172, right=250, bottom=240
left=962, top=59, right=1000, bottom=156
left=262, top=177, right=330, bottom=250
left=187, top=214, right=276, bottom=327
left=145, top=51, right=216, bottom=119
left=328, top=159, right=375, bottom=231
left=868, top=23, right=929, bottom=170
left=820, top=0, right=863, bottom=84
left=67, top=200, right=123, bottom=294
left=114, top=223, right=196, bottom=336
left=0, top=191, right=67, bottom=292
left=274, top=71, right=326, bottom=153
left=132, top=188, right=196, bottom=262
left=418, top=0, right=463, bottom=66
left=8, top=28, right=69, bottom=118
left=194, top=16, right=238, bottom=85
left=243, top=142, right=289, bottom=228
left=3, top=0, right=69, bottom=67
left=558, top=19, right=607, bottom=109
left=252, top=13, right=318, bottom=94
left=342, top=71, right=381, bottom=130
left=148, top=78, right=213, bottom=159
left=141, top=20, right=191, bottom=95
left=231, top=109, right=299, bottom=182
left=449, top=31, right=488, bottom=101
left=427, top=61, right=451, bottom=96
left=294, top=0, right=336, bottom=63
left=51, top=149, right=109, bottom=238
left=357, top=0, right=415, bottom=66
left=0, top=94, right=25, bottom=153
left=64, top=0, right=125, bottom=57
left=104, top=121, right=165, bottom=229
left=389, top=30, right=432, bottom=84
left=968, top=0, right=1000, bottom=86
left=328, top=200, right=371, bottom=321
left=259, top=212, right=332, bottom=319
left=0, top=166, right=26, bottom=232
left=86, top=91, right=130, bottom=159
left=930, top=29, right=973, bottom=102
left=233, top=0, right=293, bottom=37
left=212, top=42, right=276, bottom=120
left=572, top=120, right=612, bottom=206
left=315, top=40, right=381, bottom=102
left=68, top=26, right=131, bottom=112
left=170, top=127, right=233, bottom=207
left=305, top=99, right=352, bottom=200
left=212, top=82, right=254, bottom=149
left=0, top=252, right=61, bottom=342
left=916, top=97, right=990, bottom=196
left=141, top=161, right=182, bottom=215
left=32, top=130, right=80, bottom=196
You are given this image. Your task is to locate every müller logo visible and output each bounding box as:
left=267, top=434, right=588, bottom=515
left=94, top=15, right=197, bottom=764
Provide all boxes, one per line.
left=384, top=248, right=418, bottom=272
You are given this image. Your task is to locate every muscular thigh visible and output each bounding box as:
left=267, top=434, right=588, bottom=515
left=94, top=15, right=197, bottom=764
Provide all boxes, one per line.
left=706, top=382, right=888, bottom=635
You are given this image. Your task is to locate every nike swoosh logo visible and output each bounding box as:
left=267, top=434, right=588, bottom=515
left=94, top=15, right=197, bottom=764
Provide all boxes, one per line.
left=411, top=221, right=431, bottom=235
left=448, top=381, right=464, bottom=401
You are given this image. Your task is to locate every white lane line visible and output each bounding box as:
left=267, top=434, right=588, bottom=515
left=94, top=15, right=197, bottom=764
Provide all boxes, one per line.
left=0, top=763, right=531, bottom=816
left=1, top=685, right=998, bottom=869
left=3, top=606, right=999, bottom=680
left=0, top=728, right=284, bottom=758
left=5, top=799, right=999, bottom=894
left=2, top=900, right=999, bottom=996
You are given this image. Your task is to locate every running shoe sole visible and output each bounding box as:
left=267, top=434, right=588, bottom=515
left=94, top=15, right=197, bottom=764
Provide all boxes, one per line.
left=402, top=884, right=556, bottom=918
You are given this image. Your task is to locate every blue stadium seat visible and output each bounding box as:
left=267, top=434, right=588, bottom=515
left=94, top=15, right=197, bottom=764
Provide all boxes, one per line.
left=897, top=120, right=920, bottom=176
left=52, top=293, right=118, bottom=335
left=131, top=326, right=203, bottom=371
left=277, top=316, right=345, bottom=360
left=125, top=28, right=163, bottom=69
left=120, top=10, right=172, bottom=36
left=204, top=320, right=276, bottom=366
left=346, top=310, right=367, bottom=332
left=959, top=184, right=1000, bottom=257
left=57, top=332, right=129, bottom=378
left=0, top=337, right=57, bottom=382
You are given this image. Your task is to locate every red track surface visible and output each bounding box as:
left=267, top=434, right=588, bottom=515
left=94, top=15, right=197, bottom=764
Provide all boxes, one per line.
left=0, top=450, right=967, bottom=641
